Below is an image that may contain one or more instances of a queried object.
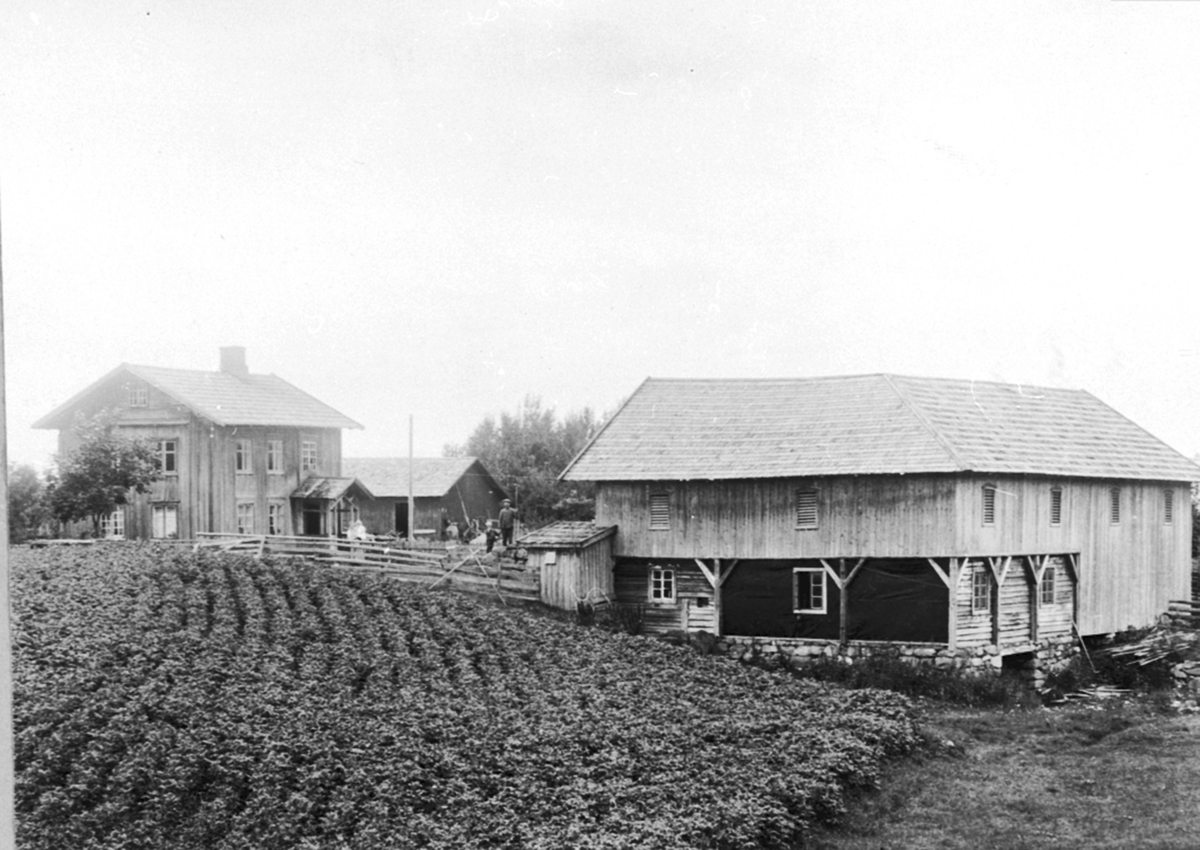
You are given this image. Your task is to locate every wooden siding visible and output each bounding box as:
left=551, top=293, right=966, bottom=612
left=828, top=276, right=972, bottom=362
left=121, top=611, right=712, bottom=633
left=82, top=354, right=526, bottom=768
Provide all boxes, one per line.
left=613, top=560, right=711, bottom=633
left=1038, top=556, right=1074, bottom=637
left=535, top=536, right=615, bottom=611
left=597, top=473, right=1192, bottom=635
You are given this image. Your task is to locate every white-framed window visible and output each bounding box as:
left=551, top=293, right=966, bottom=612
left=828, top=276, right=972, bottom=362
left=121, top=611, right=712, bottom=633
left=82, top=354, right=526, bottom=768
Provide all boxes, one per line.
left=649, top=567, right=675, bottom=603
left=649, top=492, right=669, bottom=531
left=1164, top=488, right=1174, bottom=525
left=128, top=384, right=148, bottom=408
left=793, top=567, right=827, bottom=614
left=237, top=503, right=255, bottom=534
left=795, top=488, right=818, bottom=530
left=235, top=440, right=252, bottom=474
left=971, top=566, right=991, bottom=614
left=268, top=503, right=286, bottom=536
left=1050, top=487, right=1063, bottom=526
left=982, top=484, right=996, bottom=526
left=151, top=504, right=178, bottom=539
left=155, top=440, right=178, bottom=475
left=99, top=509, right=125, bottom=539
left=1040, top=563, right=1058, bottom=606
left=1109, top=487, right=1121, bottom=525
left=301, top=440, right=318, bottom=473
left=267, top=440, right=283, bottom=474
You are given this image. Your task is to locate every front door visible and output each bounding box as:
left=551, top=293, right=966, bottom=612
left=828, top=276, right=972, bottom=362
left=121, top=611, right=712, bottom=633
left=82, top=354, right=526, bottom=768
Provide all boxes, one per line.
left=302, top=501, right=325, bottom=536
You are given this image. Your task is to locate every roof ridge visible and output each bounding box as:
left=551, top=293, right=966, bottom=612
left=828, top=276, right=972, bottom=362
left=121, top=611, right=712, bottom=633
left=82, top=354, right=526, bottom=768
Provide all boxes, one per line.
left=881, top=374, right=970, bottom=471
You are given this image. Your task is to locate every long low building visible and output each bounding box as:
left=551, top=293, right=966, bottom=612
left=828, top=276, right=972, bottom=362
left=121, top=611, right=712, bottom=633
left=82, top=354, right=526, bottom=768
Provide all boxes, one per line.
left=559, top=374, right=1199, bottom=655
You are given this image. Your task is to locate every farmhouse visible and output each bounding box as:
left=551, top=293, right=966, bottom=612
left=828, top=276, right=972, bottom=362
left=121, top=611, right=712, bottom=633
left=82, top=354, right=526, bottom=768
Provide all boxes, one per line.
left=343, top=457, right=509, bottom=538
left=559, top=375, right=1199, bottom=661
left=34, top=347, right=365, bottom=539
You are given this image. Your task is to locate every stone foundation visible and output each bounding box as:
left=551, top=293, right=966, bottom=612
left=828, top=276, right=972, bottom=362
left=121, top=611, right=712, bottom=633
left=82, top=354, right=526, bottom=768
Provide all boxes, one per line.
left=717, top=633, right=1078, bottom=688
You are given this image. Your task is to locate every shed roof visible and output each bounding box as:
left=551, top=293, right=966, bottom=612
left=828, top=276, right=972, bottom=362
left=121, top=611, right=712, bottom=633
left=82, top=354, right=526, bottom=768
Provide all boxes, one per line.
left=33, top=363, right=362, bottom=430
left=517, top=521, right=616, bottom=550
left=342, top=457, right=507, bottom=499
left=560, top=374, right=1200, bottom=483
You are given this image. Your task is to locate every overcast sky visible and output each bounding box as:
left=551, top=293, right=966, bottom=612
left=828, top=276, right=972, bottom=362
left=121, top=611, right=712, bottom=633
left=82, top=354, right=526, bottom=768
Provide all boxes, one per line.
left=3, top=1, right=1200, bottom=469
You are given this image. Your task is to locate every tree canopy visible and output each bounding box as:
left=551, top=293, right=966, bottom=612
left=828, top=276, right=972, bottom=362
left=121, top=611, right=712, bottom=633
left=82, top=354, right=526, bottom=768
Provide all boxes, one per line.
left=8, top=464, right=51, bottom=543
left=48, top=412, right=161, bottom=536
left=444, top=396, right=604, bottom=528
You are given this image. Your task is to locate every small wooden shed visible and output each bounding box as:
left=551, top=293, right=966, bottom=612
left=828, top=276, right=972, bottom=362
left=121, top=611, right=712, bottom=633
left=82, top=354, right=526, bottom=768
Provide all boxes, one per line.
left=517, top=521, right=617, bottom=610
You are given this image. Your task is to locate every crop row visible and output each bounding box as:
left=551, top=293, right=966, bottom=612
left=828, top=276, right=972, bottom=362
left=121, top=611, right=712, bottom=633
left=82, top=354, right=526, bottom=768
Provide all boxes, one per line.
left=12, top=543, right=921, bottom=850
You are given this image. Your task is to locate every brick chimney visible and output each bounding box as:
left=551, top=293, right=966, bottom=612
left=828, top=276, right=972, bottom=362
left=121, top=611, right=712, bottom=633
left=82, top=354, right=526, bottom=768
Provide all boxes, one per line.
left=219, top=346, right=248, bottom=376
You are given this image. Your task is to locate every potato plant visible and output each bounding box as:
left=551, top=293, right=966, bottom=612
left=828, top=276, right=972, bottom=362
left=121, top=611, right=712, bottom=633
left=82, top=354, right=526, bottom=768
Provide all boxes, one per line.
left=12, top=545, right=920, bottom=849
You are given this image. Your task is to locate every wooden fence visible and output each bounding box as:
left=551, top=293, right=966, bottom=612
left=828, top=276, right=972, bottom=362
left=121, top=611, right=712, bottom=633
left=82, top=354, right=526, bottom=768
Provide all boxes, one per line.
left=194, top=533, right=540, bottom=603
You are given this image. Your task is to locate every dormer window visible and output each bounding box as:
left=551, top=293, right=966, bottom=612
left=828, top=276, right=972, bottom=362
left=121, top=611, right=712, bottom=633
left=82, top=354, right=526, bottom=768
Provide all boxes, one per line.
left=128, top=384, right=148, bottom=408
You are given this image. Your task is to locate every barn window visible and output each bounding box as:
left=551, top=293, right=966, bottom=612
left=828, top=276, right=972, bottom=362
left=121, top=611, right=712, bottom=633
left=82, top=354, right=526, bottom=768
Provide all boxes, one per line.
left=795, top=488, right=818, bottom=529
left=267, top=440, right=283, bottom=474
left=128, top=384, right=148, bottom=408
left=100, top=509, right=125, bottom=539
left=237, top=503, right=255, bottom=534
left=649, top=567, right=675, bottom=603
left=301, top=440, right=318, bottom=473
left=1164, top=489, right=1174, bottom=525
left=268, top=503, right=286, bottom=536
left=1049, top=487, right=1063, bottom=526
left=793, top=568, right=827, bottom=614
left=235, top=440, right=252, bottom=474
left=971, top=566, right=991, bottom=614
left=981, top=484, right=996, bottom=525
left=154, top=440, right=178, bottom=475
left=1040, top=563, right=1058, bottom=606
left=649, top=492, right=670, bottom=530
left=151, top=504, right=178, bottom=539
left=1109, top=487, right=1121, bottom=524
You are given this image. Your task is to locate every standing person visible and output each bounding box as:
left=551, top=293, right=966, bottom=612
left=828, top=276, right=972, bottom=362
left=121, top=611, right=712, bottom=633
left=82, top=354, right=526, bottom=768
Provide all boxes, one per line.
left=498, top=499, right=517, bottom=548
left=484, top=520, right=499, bottom=554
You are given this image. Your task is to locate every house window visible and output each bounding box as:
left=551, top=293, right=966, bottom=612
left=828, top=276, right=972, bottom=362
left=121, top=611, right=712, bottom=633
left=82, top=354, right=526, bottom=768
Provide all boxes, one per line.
left=151, top=504, right=178, bottom=539
left=1164, top=489, right=1174, bottom=525
left=237, top=503, right=255, bottom=534
left=1040, top=563, right=1058, bottom=606
left=793, top=567, right=827, bottom=614
left=268, top=503, right=286, bottom=536
left=99, top=509, right=125, bottom=539
left=301, top=440, right=318, bottom=473
left=649, top=567, right=675, bottom=603
left=649, top=492, right=669, bottom=530
left=1050, top=487, right=1063, bottom=526
left=795, top=488, right=818, bottom=529
left=982, top=484, right=996, bottom=526
left=267, top=440, right=283, bottom=474
left=155, top=440, right=178, bottom=475
left=971, top=566, right=991, bottom=614
left=1109, top=487, right=1121, bottom=524
left=235, top=440, right=252, bottom=474
left=128, top=385, right=148, bottom=408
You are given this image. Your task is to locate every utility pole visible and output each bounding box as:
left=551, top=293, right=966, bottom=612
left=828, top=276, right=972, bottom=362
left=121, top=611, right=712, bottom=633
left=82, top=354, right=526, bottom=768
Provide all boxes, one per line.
left=407, top=415, right=414, bottom=546
left=1, top=191, right=17, bottom=849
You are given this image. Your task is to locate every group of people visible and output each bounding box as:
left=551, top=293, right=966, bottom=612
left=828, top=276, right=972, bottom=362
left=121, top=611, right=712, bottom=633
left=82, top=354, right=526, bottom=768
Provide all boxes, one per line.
left=439, top=499, right=518, bottom=553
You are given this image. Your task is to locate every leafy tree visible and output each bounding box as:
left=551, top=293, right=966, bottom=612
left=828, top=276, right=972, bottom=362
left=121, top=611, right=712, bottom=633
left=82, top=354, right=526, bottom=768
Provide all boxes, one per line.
left=444, top=396, right=603, bottom=527
left=8, top=463, right=52, bottom=542
left=47, top=412, right=161, bottom=537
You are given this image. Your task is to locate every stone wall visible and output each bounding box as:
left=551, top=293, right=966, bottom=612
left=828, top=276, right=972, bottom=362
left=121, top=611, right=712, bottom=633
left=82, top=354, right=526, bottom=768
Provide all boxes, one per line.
left=717, top=634, right=1078, bottom=688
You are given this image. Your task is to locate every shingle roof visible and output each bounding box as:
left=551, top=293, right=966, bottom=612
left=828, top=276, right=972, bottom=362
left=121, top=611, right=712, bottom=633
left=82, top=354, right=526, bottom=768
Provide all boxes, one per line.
left=517, top=521, right=616, bottom=549
left=292, top=476, right=375, bottom=501
left=33, top=363, right=362, bottom=430
left=560, top=375, right=1200, bottom=483
left=342, top=457, right=507, bottom=499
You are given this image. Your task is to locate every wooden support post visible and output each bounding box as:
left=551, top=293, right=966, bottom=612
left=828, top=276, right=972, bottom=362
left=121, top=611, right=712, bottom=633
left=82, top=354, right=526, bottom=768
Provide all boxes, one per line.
left=947, top=558, right=959, bottom=651
left=989, top=557, right=1001, bottom=649
left=1027, top=556, right=1039, bottom=644
left=838, top=558, right=848, bottom=648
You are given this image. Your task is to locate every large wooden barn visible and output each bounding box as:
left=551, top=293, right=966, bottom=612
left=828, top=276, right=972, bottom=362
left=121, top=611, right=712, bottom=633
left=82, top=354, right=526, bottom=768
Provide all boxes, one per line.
left=34, top=347, right=365, bottom=539
left=559, top=375, right=1199, bottom=655
left=342, top=457, right=509, bottom=538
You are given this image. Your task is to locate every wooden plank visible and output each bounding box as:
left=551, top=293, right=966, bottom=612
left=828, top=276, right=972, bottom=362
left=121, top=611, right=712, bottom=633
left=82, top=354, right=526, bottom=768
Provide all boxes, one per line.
left=838, top=558, right=848, bottom=647
left=927, top=557, right=950, bottom=588
left=694, top=558, right=717, bottom=587
left=844, top=557, right=868, bottom=586
left=818, top=558, right=844, bottom=590
left=947, top=558, right=960, bottom=650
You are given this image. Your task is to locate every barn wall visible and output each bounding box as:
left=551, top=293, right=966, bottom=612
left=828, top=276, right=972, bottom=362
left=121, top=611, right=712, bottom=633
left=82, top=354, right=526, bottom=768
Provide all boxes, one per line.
left=954, top=476, right=1191, bottom=634
left=613, top=559, right=711, bottom=633
left=538, top=537, right=615, bottom=610
left=597, top=475, right=959, bottom=561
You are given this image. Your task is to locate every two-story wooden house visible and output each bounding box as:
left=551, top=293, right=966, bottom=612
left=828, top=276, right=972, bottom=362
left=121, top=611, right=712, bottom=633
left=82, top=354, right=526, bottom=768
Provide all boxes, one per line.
left=559, top=375, right=1199, bottom=659
left=34, top=347, right=365, bottom=539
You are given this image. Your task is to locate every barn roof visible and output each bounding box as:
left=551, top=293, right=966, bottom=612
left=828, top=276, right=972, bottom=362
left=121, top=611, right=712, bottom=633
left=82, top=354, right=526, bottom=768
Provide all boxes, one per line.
left=560, top=375, right=1200, bottom=483
left=33, top=363, right=362, bottom=430
left=342, top=457, right=508, bottom=499
left=517, top=521, right=616, bottom=550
